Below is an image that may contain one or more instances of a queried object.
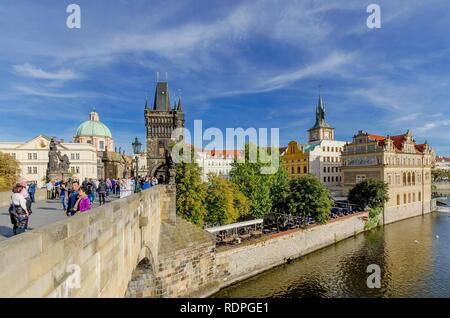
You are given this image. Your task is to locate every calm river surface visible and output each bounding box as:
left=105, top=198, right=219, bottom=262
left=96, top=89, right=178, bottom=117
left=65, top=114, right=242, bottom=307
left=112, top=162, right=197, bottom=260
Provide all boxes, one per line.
left=214, top=211, right=450, bottom=298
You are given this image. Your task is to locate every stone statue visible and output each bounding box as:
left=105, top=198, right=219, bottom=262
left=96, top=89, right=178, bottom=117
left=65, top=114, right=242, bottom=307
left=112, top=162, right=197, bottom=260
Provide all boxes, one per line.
left=164, top=147, right=176, bottom=185
left=47, top=138, right=71, bottom=181
left=60, top=153, right=70, bottom=172
left=48, top=139, right=60, bottom=172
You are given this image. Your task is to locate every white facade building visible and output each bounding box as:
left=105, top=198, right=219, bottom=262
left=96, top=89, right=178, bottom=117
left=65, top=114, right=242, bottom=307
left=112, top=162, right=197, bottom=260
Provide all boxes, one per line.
left=305, top=140, right=347, bottom=195
left=195, top=149, right=241, bottom=182
left=305, top=95, right=348, bottom=196
left=0, top=135, right=98, bottom=187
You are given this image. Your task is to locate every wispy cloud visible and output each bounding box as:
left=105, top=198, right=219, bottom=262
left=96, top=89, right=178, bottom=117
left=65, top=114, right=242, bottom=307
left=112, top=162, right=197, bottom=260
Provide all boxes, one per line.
left=13, top=63, right=81, bottom=81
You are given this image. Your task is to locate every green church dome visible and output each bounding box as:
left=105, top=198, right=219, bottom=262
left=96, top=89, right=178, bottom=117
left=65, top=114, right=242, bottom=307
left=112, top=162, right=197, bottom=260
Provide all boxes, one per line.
left=75, top=112, right=112, bottom=138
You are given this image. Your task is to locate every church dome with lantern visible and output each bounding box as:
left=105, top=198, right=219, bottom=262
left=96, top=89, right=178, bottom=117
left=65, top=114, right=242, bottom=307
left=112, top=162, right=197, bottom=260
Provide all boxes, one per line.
left=74, top=111, right=114, bottom=152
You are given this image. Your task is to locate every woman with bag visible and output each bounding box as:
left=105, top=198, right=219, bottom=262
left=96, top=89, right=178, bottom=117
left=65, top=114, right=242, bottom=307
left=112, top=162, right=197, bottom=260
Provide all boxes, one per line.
left=9, top=184, right=30, bottom=235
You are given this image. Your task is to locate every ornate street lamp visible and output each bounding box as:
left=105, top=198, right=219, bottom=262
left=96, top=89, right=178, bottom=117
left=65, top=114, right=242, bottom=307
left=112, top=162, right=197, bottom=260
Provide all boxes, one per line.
left=132, top=137, right=142, bottom=193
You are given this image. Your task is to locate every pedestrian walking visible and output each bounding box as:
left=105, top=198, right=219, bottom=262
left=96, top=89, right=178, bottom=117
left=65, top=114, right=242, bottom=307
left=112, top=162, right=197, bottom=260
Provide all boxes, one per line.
left=97, top=179, right=107, bottom=206
left=9, top=184, right=30, bottom=235
left=19, top=180, right=33, bottom=216
left=60, top=183, right=67, bottom=211
left=46, top=180, right=54, bottom=200
left=28, top=181, right=36, bottom=203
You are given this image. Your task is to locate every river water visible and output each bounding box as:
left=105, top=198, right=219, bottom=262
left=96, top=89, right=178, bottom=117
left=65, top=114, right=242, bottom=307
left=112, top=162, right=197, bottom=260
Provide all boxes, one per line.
left=214, top=211, right=450, bottom=298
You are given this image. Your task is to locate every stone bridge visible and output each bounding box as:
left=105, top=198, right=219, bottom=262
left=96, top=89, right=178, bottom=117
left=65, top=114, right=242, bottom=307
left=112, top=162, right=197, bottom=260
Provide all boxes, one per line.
left=0, top=185, right=216, bottom=298
left=0, top=184, right=381, bottom=298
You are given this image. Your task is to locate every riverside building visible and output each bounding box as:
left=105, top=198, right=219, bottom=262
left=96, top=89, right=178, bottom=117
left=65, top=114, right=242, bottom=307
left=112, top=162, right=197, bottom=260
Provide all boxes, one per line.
left=341, top=130, right=435, bottom=224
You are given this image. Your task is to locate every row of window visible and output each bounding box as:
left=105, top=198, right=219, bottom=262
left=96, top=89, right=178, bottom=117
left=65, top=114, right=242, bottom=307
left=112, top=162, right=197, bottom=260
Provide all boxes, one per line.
left=322, top=146, right=343, bottom=153
left=9, top=152, right=85, bottom=161
left=70, top=153, right=81, bottom=160
left=324, top=176, right=342, bottom=183
left=150, top=126, right=173, bottom=135
left=385, top=156, right=432, bottom=166
left=148, top=117, right=173, bottom=124
left=322, top=156, right=341, bottom=163
left=396, top=192, right=422, bottom=205
left=324, top=166, right=341, bottom=173
left=291, top=166, right=308, bottom=174
left=206, top=161, right=232, bottom=166
left=286, top=159, right=308, bottom=163
left=27, top=166, right=38, bottom=174
left=386, top=171, right=430, bottom=186
left=70, top=167, right=80, bottom=174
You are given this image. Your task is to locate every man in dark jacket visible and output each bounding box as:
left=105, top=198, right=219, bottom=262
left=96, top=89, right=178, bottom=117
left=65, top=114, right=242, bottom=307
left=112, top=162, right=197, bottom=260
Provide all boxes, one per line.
left=97, top=179, right=107, bottom=206
left=66, top=181, right=80, bottom=216
left=28, top=182, right=36, bottom=203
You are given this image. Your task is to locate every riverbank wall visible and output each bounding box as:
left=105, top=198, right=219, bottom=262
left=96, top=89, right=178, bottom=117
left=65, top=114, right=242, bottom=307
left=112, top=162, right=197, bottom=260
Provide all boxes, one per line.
left=210, top=213, right=368, bottom=295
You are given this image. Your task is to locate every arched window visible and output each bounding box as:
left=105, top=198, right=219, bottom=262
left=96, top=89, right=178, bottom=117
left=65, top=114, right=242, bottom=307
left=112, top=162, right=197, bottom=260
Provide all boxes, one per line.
left=397, top=194, right=400, bottom=206
left=412, top=173, right=416, bottom=185
left=304, top=166, right=307, bottom=174
left=408, top=193, right=411, bottom=203
left=418, top=192, right=422, bottom=201
left=408, top=172, right=411, bottom=185
left=291, top=167, right=295, bottom=174
left=297, top=167, right=301, bottom=174
left=404, top=194, right=407, bottom=204
left=403, top=173, right=407, bottom=185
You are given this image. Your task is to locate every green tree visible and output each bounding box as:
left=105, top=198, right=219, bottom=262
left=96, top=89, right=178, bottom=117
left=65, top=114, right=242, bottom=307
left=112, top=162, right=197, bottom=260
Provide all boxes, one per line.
left=176, top=162, right=207, bottom=226
left=270, top=165, right=290, bottom=214
left=287, top=175, right=333, bottom=224
left=348, top=179, right=389, bottom=210
left=204, top=174, right=251, bottom=226
left=230, top=144, right=279, bottom=218
left=432, top=169, right=450, bottom=182
left=0, top=152, right=21, bottom=192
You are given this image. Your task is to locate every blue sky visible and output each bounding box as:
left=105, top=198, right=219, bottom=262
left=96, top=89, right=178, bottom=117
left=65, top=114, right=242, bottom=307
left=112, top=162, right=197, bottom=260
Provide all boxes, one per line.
left=1, top=0, right=450, bottom=154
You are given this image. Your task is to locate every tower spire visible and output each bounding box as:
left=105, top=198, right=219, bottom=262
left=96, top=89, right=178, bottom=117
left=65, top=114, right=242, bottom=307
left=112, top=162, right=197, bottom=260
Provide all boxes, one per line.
left=177, top=96, right=183, bottom=111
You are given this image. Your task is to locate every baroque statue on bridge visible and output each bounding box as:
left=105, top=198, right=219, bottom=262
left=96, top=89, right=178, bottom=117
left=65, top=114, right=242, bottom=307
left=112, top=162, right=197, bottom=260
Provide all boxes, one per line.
left=46, top=137, right=71, bottom=181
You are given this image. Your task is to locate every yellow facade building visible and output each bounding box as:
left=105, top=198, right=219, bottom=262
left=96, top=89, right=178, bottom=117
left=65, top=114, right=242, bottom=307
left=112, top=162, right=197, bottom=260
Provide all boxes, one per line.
left=282, top=141, right=309, bottom=179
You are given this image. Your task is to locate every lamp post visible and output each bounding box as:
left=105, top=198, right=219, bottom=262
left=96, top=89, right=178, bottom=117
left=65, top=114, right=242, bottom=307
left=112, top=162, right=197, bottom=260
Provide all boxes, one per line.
left=132, top=137, right=142, bottom=193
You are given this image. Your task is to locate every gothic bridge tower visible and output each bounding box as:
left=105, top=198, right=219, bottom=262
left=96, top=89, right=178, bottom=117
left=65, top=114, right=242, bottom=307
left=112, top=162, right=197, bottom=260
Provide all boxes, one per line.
left=144, top=81, right=184, bottom=183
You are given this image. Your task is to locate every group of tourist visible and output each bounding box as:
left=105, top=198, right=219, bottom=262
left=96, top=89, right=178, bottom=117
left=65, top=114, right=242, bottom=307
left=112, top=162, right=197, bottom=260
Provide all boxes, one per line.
left=8, top=175, right=159, bottom=236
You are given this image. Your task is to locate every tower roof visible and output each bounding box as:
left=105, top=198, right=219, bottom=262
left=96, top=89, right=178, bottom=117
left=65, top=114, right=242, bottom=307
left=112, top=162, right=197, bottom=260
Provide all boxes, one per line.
left=311, top=95, right=332, bottom=129
left=177, top=97, right=183, bottom=111
left=153, top=82, right=171, bottom=111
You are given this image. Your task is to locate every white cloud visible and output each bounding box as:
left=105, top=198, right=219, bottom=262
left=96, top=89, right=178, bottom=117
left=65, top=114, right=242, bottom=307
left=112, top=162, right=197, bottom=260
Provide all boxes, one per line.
left=13, top=63, right=80, bottom=80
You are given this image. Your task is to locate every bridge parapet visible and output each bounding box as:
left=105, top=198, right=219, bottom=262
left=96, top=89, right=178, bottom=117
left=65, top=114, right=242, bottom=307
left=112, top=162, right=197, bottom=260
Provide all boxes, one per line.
left=0, top=185, right=172, bottom=297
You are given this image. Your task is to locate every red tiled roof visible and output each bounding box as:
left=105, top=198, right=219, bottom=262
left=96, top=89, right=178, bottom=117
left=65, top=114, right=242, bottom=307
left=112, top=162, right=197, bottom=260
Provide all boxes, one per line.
left=367, top=134, right=386, bottom=142
left=415, top=144, right=426, bottom=153
left=390, top=134, right=407, bottom=151
left=366, top=132, right=427, bottom=154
